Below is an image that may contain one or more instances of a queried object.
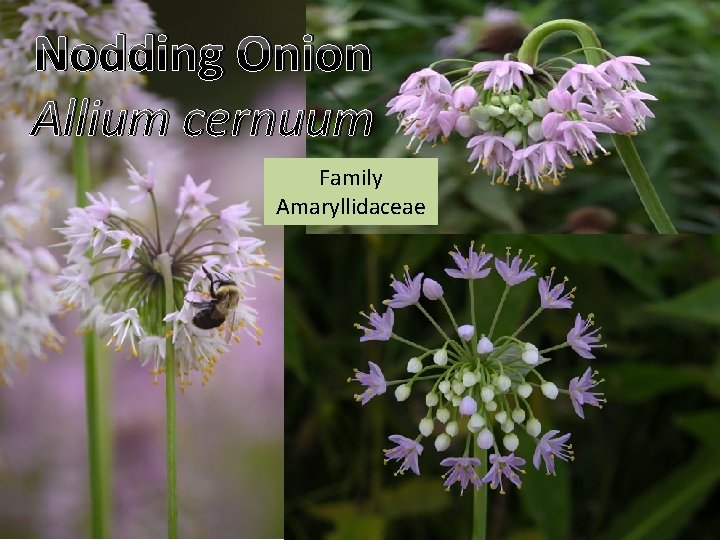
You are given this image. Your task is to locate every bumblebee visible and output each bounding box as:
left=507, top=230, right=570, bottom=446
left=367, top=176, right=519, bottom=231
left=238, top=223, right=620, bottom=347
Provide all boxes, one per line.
left=191, top=266, right=240, bottom=340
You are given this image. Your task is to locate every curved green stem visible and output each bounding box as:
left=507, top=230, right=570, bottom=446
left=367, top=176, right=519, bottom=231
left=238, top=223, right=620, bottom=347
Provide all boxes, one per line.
left=73, top=77, right=112, bottom=539
left=159, top=252, right=179, bottom=538
left=518, top=19, right=677, bottom=234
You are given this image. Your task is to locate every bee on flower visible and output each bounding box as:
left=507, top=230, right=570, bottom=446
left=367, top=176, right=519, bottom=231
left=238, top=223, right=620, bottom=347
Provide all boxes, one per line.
left=350, top=243, right=606, bottom=495
left=57, top=161, right=281, bottom=389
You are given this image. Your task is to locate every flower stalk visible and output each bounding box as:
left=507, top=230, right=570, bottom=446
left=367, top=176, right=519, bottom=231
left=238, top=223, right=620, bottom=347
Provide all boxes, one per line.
left=159, top=252, right=178, bottom=538
left=472, top=444, right=487, bottom=540
left=72, top=77, right=112, bottom=539
left=517, top=19, right=676, bottom=234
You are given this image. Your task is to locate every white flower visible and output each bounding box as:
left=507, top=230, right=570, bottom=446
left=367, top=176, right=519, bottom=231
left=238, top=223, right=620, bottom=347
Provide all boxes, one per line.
left=425, top=392, right=439, bottom=407
left=526, top=418, right=542, bottom=437
left=105, top=308, right=144, bottom=356
left=522, top=342, right=539, bottom=365
left=517, top=383, right=533, bottom=398
left=103, top=230, right=142, bottom=268
left=541, top=381, right=559, bottom=400
left=496, top=374, right=512, bottom=392
left=433, top=348, right=448, bottom=366
left=480, top=386, right=495, bottom=403
left=395, top=384, right=411, bottom=401
left=434, top=433, right=451, bottom=451
left=138, top=336, right=166, bottom=373
left=419, top=418, right=434, bottom=436
left=445, top=421, right=459, bottom=437
left=436, top=407, right=450, bottom=423
left=127, top=161, right=156, bottom=203
left=407, top=357, right=422, bottom=373
left=503, top=433, right=519, bottom=451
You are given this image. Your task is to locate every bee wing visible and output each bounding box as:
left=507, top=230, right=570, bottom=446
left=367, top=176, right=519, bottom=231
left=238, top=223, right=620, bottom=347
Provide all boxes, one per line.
left=224, top=307, right=238, bottom=344
left=189, top=299, right=213, bottom=309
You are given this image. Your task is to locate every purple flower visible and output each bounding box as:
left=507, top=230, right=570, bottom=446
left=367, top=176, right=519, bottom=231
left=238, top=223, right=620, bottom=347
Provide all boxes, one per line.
left=384, top=435, right=423, bottom=475
left=538, top=269, right=574, bottom=309
left=597, top=56, right=649, bottom=88
left=470, top=60, right=533, bottom=93
left=588, top=89, right=657, bottom=135
left=508, top=140, right=573, bottom=189
left=384, top=267, right=424, bottom=308
left=445, top=243, right=493, bottom=280
left=557, top=63, right=611, bottom=98
left=533, top=430, right=573, bottom=475
left=357, top=306, right=394, bottom=342
left=495, top=250, right=536, bottom=286
left=567, top=314, right=603, bottom=359
left=351, top=361, right=387, bottom=405
left=542, top=113, right=614, bottom=164
left=458, top=324, right=475, bottom=341
left=482, top=453, right=525, bottom=493
left=467, top=134, right=515, bottom=178
left=440, top=457, right=483, bottom=494
left=452, top=85, right=479, bottom=111
left=569, top=367, right=605, bottom=419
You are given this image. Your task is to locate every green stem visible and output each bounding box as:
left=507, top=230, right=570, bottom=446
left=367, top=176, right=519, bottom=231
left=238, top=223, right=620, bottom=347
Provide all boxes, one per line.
left=159, top=253, right=178, bottom=538
left=472, top=445, right=488, bottom=540
left=469, top=281, right=478, bottom=352
left=488, top=285, right=510, bottom=341
left=73, top=77, right=111, bottom=539
left=512, top=307, right=543, bottom=339
left=517, top=19, right=677, bottom=234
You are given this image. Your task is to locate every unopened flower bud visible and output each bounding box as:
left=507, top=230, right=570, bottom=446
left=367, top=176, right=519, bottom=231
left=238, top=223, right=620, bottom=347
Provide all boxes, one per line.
left=425, top=392, right=439, bottom=407
left=419, top=418, right=434, bottom=437
left=477, top=428, right=494, bottom=449
left=496, top=374, right=511, bottom=392
left=487, top=104, right=505, bottom=117
left=435, top=433, right=451, bottom=452
left=477, top=336, right=494, bottom=354
left=528, top=121, right=544, bottom=141
left=458, top=324, right=475, bottom=341
left=452, top=380, right=465, bottom=395
left=459, top=395, right=477, bottom=416
left=519, top=109, right=534, bottom=125
left=541, top=381, right=559, bottom=400
left=446, top=420, right=459, bottom=437
left=511, top=408, right=526, bottom=423
left=501, top=420, right=515, bottom=433
left=0, top=291, right=18, bottom=318
left=438, top=380, right=451, bottom=394
left=485, top=400, right=498, bottom=412
left=422, top=278, right=444, bottom=300
left=452, top=85, right=479, bottom=111
left=407, top=357, right=422, bottom=373
left=452, top=395, right=462, bottom=407
left=455, top=115, right=476, bottom=137
left=462, top=371, right=477, bottom=387
left=395, top=384, right=411, bottom=402
left=433, top=348, right=448, bottom=366
left=526, top=418, right=541, bottom=437
left=480, top=386, right=495, bottom=403
left=530, top=97, right=550, bottom=117
left=470, top=105, right=490, bottom=122
left=468, top=413, right=485, bottom=432
left=494, top=411, right=508, bottom=424
left=503, top=433, right=519, bottom=452
left=436, top=407, right=450, bottom=423
left=522, top=343, right=539, bottom=365
left=505, top=129, right=523, bottom=146
left=517, top=383, right=533, bottom=399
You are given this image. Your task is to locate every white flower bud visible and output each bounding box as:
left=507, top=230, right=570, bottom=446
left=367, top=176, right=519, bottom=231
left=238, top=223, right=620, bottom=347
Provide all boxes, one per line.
left=501, top=420, right=515, bottom=434
left=407, top=357, right=422, bottom=373
left=395, top=384, right=411, bottom=402
left=477, top=336, right=494, bottom=354
left=0, top=291, right=18, bottom=318
left=541, top=381, right=559, bottom=400
left=435, top=433, right=451, bottom=452
left=522, top=343, right=539, bottom=365
left=436, top=407, right=450, bottom=424
left=528, top=121, right=544, bottom=141
left=433, top=348, right=448, bottom=366
left=503, top=433, right=519, bottom=452
left=470, top=105, right=490, bottom=122
left=505, top=129, right=523, bottom=146
left=33, top=247, right=60, bottom=274
left=422, top=278, right=444, bottom=300
left=445, top=391, right=455, bottom=402
left=425, top=392, right=439, bottom=407
left=485, top=400, right=497, bottom=412
left=530, top=97, right=550, bottom=116
left=468, top=413, right=485, bottom=432
left=457, top=324, right=475, bottom=341
left=480, top=386, right=495, bottom=403
left=508, top=102, right=525, bottom=118
left=495, top=374, right=512, bottom=393
left=494, top=411, right=508, bottom=424
left=526, top=418, right=541, bottom=437
left=438, top=380, right=451, bottom=394
left=519, top=109, right=534, bottom=125
left=477, top=428, right=494, bottom=449
left=419, top=418, right=434, bottom=437
left=487, top=104, right=505, bottom=117
left=452, top=395, right=462, bottom=407
left=517, top=383, right=533, bottom=399
left=511, top=408, right=526, bottom=423
left=452, top=380, right=465, bottom=395
left=462, top=371, right=478, bottom=387
left=446, top=420, right=459, bottom=437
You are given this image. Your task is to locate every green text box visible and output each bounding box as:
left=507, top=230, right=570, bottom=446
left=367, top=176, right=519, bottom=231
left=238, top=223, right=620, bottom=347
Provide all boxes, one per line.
left=264, top=158, right=438, bottom=225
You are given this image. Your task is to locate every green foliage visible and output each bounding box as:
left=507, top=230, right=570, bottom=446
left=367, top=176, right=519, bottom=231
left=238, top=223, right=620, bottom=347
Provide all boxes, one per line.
left=285, top=233, right=720, bottom=539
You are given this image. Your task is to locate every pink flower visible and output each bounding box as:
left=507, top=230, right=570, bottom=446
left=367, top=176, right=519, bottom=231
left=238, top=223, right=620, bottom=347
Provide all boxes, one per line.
left=466, top=134, right=515, bottom=178
left=557, top=64, right=611, bottom=98
left=597, top=56, right=649, bottom=88
left=176, top=175, right=219, bottom=214
left=471, top=60, right=533, bottom=93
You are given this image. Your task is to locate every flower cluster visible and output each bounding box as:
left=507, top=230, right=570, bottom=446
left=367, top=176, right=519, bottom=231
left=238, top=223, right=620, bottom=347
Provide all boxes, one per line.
left=57, top=161, right=281, bottom=389
left=387, top=53, right=655, bottom=190
left=0, top=164, right=63, bottom=384
left=351, top=243, right=606, bottom=494
left=0, top=0, right=156, bottom=117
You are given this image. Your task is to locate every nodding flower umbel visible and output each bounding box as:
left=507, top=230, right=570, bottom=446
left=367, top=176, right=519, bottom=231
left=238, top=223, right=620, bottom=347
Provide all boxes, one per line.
left=57, top=161, right=281, bottom=390
left=387, top=51, right=655, bottom=190
left=0, top=166, right=63, bottom=385
left=350, top=244, right=606, bottom=494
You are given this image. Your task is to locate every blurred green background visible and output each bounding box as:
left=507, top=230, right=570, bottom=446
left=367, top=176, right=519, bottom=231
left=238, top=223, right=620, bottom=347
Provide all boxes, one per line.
left=285, top=232, right=720, bottom=539
left=306, top=0, right=720, bottom=233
